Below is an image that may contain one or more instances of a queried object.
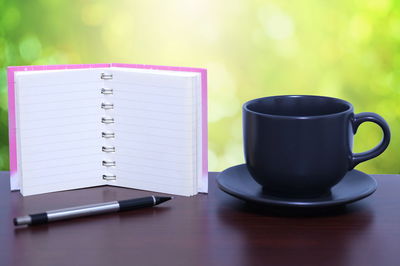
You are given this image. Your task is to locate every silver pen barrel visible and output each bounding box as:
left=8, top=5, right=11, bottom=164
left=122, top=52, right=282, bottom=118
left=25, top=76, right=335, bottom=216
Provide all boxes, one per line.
left=46, top=201, right=120, bottom=222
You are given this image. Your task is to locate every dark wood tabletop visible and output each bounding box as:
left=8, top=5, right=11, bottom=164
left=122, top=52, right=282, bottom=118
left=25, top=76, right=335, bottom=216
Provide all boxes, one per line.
left=1, top=171, right=400, bottom=266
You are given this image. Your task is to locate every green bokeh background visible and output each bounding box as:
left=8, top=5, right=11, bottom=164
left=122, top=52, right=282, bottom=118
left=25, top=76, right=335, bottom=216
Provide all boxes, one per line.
left=0, top=0, right=399, bottom=173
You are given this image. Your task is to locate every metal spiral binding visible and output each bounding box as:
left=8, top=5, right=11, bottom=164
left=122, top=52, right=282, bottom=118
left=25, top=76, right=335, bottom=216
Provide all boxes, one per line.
left=102, top=174, right=116, bottom=181
left=101, top=88, right=113, bottom=95
left=101, top=73, right=113, bottom=80
left=101, top=103, right=114, bottom=110
left=102, top=132, right=115, bottom=138
left=101, top=72, right=116, bottom=181
left=102, top=160, right=116, bottom=167
left=101, top=117, right=115, bottom=124
left=102, top=146, right=115, bottom=153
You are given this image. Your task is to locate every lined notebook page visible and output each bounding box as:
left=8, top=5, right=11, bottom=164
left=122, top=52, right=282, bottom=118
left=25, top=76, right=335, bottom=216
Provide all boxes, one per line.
left=15, top=69, right=105, bottom=195
left=110, top=68, right=200, bottom=196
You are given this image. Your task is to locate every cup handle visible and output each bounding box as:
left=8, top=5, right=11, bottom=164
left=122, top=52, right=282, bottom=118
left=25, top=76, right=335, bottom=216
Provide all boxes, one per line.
left=350, top=112, right=391, bottom=168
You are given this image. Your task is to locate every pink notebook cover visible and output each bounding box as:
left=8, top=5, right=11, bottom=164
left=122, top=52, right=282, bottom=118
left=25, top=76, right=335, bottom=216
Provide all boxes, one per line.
left=7, top=63, right=208, bottom=191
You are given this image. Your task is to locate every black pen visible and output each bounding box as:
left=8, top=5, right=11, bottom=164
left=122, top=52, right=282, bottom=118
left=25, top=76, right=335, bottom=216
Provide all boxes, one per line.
left=14, top=196, right=172, bottom=226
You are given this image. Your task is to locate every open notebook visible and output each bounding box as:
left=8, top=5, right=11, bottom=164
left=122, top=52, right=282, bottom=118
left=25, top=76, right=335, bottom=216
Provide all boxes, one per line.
left=7, top=64, right=208, bottom=196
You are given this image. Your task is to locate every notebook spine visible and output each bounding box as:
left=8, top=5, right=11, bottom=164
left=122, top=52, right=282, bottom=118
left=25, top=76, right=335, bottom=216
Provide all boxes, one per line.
left=101, top=72, right=116, bottom=181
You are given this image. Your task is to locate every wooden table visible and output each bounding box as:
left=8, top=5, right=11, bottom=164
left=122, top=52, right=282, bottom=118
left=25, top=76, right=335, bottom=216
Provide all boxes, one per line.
left=1, top=171, right=399, bottom=266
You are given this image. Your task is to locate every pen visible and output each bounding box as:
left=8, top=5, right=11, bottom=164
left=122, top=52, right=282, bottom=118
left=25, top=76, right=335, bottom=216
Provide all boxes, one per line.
left=14, top=196, right=172, bottom=226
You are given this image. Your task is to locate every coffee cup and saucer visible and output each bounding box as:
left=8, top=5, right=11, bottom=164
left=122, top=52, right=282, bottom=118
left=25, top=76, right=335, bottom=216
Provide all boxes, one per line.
left=216, top=95, right=391, bottom=208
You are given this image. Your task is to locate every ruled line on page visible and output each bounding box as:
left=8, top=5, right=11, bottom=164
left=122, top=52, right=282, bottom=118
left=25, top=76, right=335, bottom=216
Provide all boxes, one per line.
left=116, top=86, right=192, bottom=98
left=115, top=82, right=192, bottom=91
left=116, top=168, right=193, bottom=184
left=115, top=153, right=191, bottom=165
left=115, top=138, right=194, bottom=149
left=115, top=97, right=193, bottom=107
left=115, top=136, right=195, bottom=150
left=19, top=96, right=102, bottom=107
left=114, top=129, right=192, bottom=140
left=112, top=80, right=192, bottom=91
left=116, top=115, right=193, bottom=126
left=116, top=120, right=192, bottom=132
left=23, top=170, right=99, bottom=187
left=19, top=87, right=101, bottom=98
left=113, top=94, right=192, bottom=105
left=22, top=152, right=101, bottom=163
left=113, top=156, right=193, bottom=169
left=21, top=128, right=98, bottom=140
left=25, top=159, right=101, bottom=172
left=21, top=142, right=98, bottom=153
left=116, top=161, right=192, bottom=174
left=111, top=105, right=192, bottom=116
left=20, top=111, right=100, bottom=122
left=19, top=120, right=99, bottom=131
left=115, top=106, right=193, bottom=118
left=116, top=144, right=193, bottom=158
left=18, top=105, right=105, bottom=115
left=116, top=146, right=193, bottom=158
left=16, top=80, right=102, bottom=89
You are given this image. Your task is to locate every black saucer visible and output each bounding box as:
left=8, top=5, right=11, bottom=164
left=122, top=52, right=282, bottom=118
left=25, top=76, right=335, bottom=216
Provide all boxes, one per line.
left=216, top=164, right=377, bottom=208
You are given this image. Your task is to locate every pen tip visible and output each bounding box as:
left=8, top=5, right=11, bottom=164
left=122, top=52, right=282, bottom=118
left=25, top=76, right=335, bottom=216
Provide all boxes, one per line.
left=155, top=196, right=173, bottom=205
left=13, top=218, right=18, bottom=226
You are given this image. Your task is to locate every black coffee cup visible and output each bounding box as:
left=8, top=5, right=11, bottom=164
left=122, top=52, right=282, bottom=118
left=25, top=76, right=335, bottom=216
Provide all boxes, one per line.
left=243, top=95, right=390, bottom=198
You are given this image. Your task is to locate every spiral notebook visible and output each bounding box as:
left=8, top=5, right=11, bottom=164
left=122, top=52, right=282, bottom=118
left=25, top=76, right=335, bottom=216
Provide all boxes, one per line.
left=7, top=64, right=208, bottom=196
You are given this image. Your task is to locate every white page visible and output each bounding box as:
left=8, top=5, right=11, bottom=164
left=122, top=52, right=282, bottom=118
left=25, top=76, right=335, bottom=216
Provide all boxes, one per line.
left=15, top=69, right=105, bottom=196
left=109, top=68, right=201, bottom=196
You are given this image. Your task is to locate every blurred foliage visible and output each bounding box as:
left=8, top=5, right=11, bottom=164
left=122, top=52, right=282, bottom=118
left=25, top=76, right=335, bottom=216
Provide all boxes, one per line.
left=0, top=0, right=399, bottom=173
